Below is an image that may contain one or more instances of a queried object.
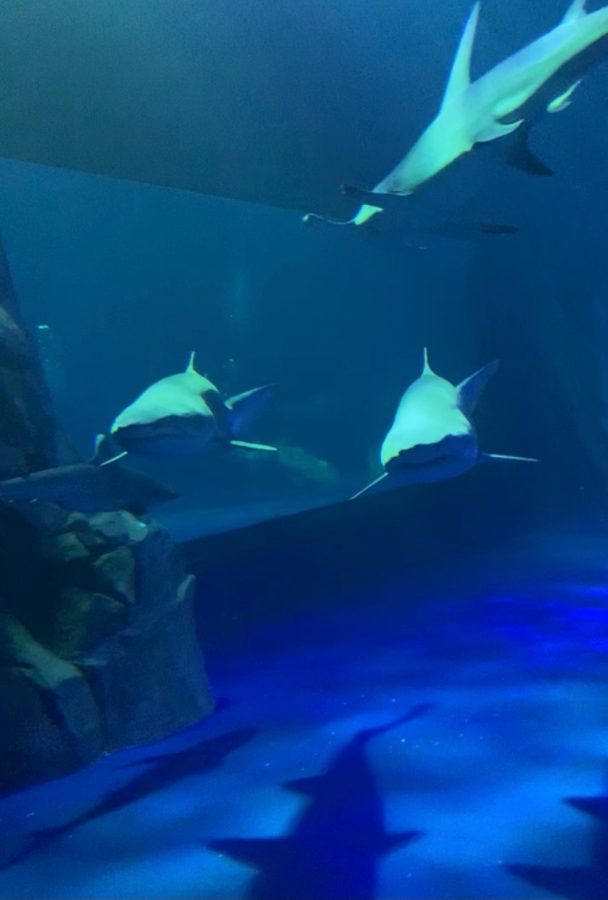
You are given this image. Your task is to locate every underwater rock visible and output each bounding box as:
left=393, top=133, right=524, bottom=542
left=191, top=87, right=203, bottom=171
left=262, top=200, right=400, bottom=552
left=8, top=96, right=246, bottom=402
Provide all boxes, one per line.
left=0, top=612, right=102, bottom=792
left=47, top=588, right=128, bottom=662
left=0, top=506, right=212, bottom=794
left=93, top=547, right=136, bottom=604
left=88, top=510, right=149, bottom=545
left=40, top=531, right=90, bottom=564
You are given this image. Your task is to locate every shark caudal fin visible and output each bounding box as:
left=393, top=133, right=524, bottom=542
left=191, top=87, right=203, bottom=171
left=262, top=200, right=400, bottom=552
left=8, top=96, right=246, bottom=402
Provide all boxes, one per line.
left=480, top=452, right=540, bottom=464
left=457, top=360, right=499, bottom=414
left=226, top=384, right=277, bottom=435
left=441, top=2, right=480, bottom=109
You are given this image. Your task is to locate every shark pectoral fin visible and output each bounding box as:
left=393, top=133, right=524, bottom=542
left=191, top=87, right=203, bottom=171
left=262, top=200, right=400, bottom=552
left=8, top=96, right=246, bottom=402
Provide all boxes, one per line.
left=505, top=125, right=554, bottom=177
left=477, top=119, right=524, bottom=143
left=350, top=471, right=389, bottom=500
left=99, top=451, right=129, bottom=467
left=441, top=2, right=480, bottom=109
left=547, top=80, right=582, bottom=114
left=480, top=453, right=540, bottom=464
left=229, top=439, right=278, bottom=452
left=457, top=360, right=499, bottom=415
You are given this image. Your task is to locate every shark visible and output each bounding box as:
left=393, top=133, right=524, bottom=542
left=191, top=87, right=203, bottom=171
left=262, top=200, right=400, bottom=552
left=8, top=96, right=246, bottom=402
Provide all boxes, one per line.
left=95, top=352, right=278, bottom=461
left=352, top=350, right=537, bottom=499
left=0, top=461, right=178, bottom=514
left=314, top=0, right=608, bottom=226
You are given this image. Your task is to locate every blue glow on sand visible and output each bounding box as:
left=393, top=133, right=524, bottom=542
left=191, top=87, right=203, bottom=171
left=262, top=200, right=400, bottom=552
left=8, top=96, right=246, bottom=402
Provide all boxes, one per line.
left=0, top=529, right=607, bottom=899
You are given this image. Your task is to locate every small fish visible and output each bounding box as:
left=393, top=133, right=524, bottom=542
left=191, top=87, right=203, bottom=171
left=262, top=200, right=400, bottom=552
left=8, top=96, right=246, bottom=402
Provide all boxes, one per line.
left=352, top=349, right=537, bottom=499
left=0, top=462, right=178, bottom=514
left=314, top=0, right=608, bottom=225
left=95, top=352, right=277, bottom=460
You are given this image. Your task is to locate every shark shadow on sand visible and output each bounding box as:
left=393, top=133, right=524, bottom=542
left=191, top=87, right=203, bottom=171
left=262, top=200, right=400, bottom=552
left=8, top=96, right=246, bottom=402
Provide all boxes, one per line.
left=0, top=725, right=257, bottom=870
left=207, top=704, right=431, bottom=900
left=508, top=773, right=608, bottom=900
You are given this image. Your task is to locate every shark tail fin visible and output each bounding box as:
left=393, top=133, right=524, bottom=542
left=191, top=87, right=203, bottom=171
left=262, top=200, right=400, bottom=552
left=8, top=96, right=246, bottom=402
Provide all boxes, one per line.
left=457, top=360, right=499, bottom=414
left=186, top=351, right=197, bottom=373
left=351, top=471, right=389, bottom=500
left=562, top=0, right=587, bottom=25
left=480, top=452, right=540, bottom=464
left=441, top=2, right=480, bottom=109
left=226, top=384, right=277, bottom=435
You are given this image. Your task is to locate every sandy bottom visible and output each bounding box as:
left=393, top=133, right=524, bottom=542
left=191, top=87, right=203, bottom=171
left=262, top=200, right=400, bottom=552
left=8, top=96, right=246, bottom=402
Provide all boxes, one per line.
left=0, top=526, right=607, bottom=899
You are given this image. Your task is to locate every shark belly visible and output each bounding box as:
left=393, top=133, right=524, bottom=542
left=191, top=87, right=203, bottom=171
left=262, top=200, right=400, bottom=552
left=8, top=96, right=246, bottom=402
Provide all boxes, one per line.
left=112, top=414, right=216, bottom=456
left=384, top=434, right=478, bottom=485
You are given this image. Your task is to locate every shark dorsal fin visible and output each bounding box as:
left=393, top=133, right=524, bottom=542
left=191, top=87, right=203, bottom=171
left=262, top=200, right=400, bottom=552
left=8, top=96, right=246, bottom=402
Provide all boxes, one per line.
left=562, top=0, right=587, bottom=25
left=186, top=351, right=197, bottom=373
left=441, top=3, right=481, bottom=110
left=422, top=347, right=433, bottom=375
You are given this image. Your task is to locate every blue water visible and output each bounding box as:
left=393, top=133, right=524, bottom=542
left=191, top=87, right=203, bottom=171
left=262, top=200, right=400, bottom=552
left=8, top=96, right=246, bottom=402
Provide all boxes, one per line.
left=2, top=3, right=608, bottom=898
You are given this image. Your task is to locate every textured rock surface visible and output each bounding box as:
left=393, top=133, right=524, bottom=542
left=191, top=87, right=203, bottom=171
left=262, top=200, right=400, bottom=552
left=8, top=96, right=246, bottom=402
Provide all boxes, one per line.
left=0, top=503, right=213, bottom=796
left=0, top=235, right=212, bottom=795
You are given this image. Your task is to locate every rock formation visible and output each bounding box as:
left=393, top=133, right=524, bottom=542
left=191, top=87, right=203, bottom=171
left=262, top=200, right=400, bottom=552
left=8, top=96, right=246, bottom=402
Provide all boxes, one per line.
left=0, top=235, right=212, bottom=795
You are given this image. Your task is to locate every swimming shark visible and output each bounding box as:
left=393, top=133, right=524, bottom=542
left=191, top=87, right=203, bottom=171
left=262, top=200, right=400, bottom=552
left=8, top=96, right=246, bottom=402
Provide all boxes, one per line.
left=352, top=350, right=537, bottom=499
left=0, top=461, right=178, bottom=514
left=314, top=0, right=608, bottom=226
left=95, top=353, right=277, bottom=460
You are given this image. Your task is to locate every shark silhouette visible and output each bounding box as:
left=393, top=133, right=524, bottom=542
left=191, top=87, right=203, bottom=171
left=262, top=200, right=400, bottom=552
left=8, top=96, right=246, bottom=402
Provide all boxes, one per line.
left=352, top=350, right=537, bottom=499
left=316, top=0, right=608, bottom=226
left=207, top=706, right=429, bottom=900
left=1, top=726, right=257, bottom=871
left=508, top=784, right=608, bottom=900
left=95, top=352, right=277, bottom=461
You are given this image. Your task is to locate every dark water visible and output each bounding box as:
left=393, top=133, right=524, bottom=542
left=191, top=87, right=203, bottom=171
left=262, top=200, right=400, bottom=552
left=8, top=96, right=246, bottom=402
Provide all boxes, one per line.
left=1, top=1, right=608, bottom=897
